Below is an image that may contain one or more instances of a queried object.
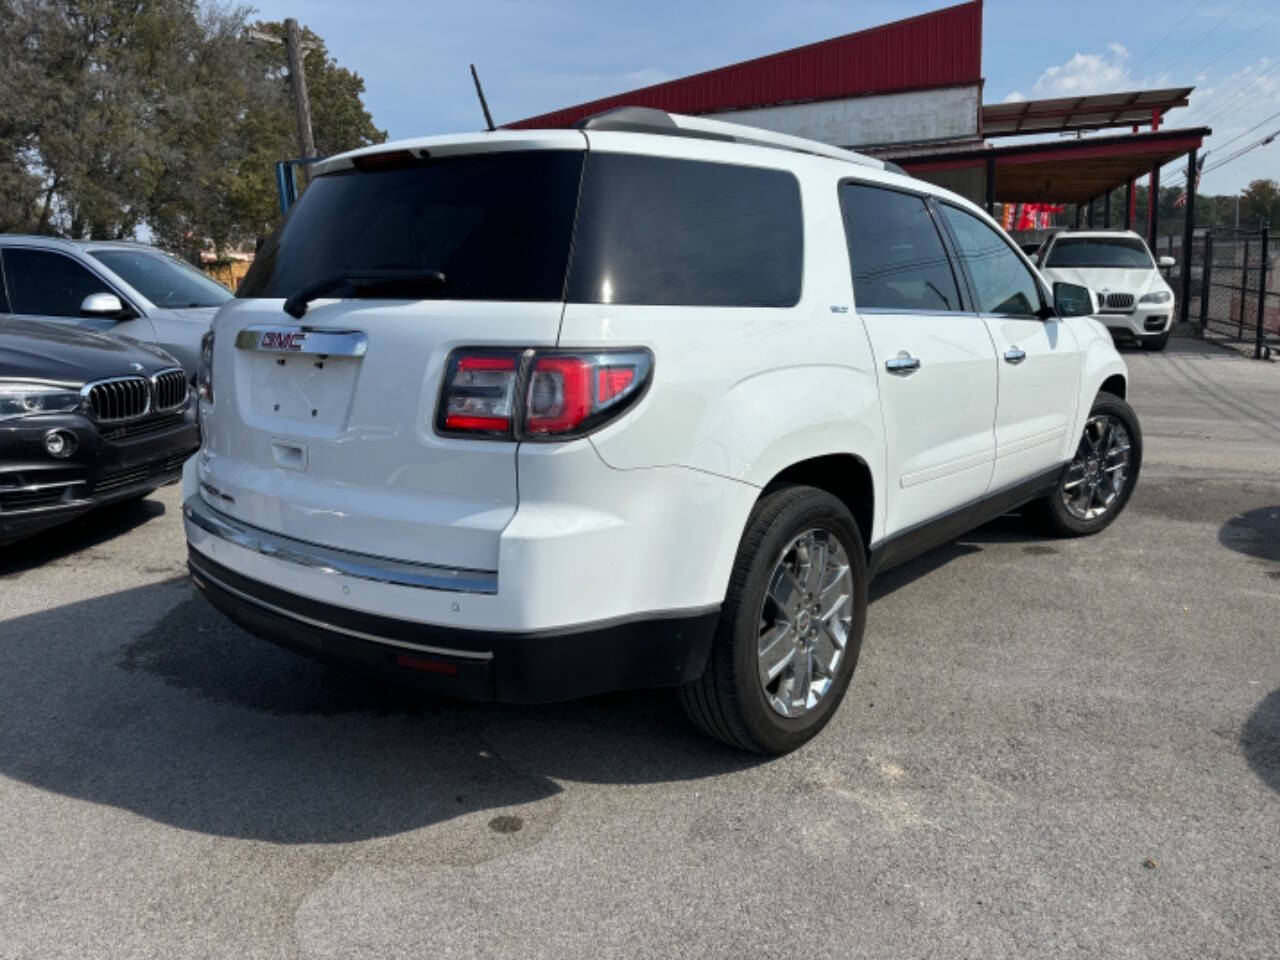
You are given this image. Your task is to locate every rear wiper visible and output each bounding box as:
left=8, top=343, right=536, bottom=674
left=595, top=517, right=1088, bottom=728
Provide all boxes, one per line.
left=283, top=269, right=447, bottom=318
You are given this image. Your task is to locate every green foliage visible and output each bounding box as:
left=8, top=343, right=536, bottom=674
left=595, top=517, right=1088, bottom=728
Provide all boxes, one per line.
left=0, top=1, right=384, bottom=254
left=1239, top=179, right=1280, bottom=231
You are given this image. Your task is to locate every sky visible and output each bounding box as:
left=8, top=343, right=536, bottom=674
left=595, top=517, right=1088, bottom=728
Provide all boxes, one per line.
left=250, top=0, right=1280, bottom=196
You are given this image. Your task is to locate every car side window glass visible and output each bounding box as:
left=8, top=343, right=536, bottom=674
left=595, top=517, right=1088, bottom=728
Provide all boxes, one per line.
left=937, top=204, right=1043, bottom=316
left=2, top=249, right=114, bottom=318
left=839, top=182, right=962, bottom=313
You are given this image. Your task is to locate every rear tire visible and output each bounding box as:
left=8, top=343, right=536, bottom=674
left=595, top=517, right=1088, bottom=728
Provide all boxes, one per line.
left=679, top=485, right=868, bottom=755
left=1029, top=392, right=1142, bottom=537
left=1141, top=331, right=1169, bottom=351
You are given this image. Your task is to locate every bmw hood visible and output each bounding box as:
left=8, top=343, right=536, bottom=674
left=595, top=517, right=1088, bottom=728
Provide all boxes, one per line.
left=0, top=317, right=180, bottom=384
left=1044, top=266, right=1168, bottom=297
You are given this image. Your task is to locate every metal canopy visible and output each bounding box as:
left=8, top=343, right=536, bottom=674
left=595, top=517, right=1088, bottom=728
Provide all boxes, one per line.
left=981, top=87, right=1194, bottom=137
left=893, top=127, right=1211, bottom=204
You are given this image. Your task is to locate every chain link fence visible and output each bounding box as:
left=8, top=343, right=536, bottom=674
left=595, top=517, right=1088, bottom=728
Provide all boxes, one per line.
left=1197, top=226, right=1278, bottom=360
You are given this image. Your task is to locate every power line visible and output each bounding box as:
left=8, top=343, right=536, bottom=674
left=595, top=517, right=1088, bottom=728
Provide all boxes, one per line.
left=1182, top=55, right=1280, bottom=127
left=1211, top=108, right=1280, bottom=154
left=1129, top=0, right=1204, bottom=77
left=1200, top=126, right=1279, bottom=177
left=1194, top=7, right=1280, bottom=78
left=1156, top=0, right=1248, bottom=79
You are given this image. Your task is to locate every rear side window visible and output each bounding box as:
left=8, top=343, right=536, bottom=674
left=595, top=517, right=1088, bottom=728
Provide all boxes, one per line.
left=1, top=248, right=115, bottom=318
left=566, top=154, right=802, bottom=307
left=238, top=151, right=584, bottom=302
left=839, top=183, right=962, bottom=312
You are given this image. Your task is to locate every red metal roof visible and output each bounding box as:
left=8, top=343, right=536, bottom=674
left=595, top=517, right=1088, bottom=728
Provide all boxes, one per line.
left=506, top=0, right=983, bottom=130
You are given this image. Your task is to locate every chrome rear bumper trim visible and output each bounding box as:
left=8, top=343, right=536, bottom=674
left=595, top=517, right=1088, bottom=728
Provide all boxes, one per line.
left=188, top=555, right=494, bottom=661
left=183, top=495, right=498, bottom=595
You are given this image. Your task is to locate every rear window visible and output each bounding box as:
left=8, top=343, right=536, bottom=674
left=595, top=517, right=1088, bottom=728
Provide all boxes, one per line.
left=238, top=151, right=585, bottom=301
left=1045, top=237, right=1154, bottom=269
left=567, top=154, right=803, bottom=307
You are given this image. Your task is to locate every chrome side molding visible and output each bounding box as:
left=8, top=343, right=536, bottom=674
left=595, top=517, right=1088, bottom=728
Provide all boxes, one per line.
left=183, top=495, right=498, bottom=595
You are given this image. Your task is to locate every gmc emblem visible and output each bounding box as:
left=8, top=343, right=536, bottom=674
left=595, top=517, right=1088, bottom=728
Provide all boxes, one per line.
left=261, top=331, right=306, bottom=351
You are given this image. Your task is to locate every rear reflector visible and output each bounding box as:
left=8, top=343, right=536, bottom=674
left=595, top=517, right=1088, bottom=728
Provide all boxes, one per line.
left=395, top=654, right=460, bottom=676
left=436, top=347, right=652, bottom=440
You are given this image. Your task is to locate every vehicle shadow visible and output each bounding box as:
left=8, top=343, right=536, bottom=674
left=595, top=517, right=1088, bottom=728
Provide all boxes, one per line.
left=0, top=578, right=759, bottom=845
left=1243, top=688, right=1280, bottom=793
left=870, top=512, right=1042, bottom=602
left=1218, top=506, right=1280, bottom=563
left=0, top=497, right=167, bottom=576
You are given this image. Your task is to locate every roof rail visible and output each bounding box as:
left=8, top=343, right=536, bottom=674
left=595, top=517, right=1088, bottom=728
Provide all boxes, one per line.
left=577, top=107, right=886, bottom=170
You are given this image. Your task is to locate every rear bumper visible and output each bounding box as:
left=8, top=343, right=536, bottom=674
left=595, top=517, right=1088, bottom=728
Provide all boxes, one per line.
left=188, top=549, right=718, bottom=703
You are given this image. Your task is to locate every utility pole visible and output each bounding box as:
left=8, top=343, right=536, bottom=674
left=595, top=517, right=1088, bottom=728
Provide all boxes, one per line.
left=246, top=20, right=318, bottom=160
left=284, top=18, right=316, bottom=159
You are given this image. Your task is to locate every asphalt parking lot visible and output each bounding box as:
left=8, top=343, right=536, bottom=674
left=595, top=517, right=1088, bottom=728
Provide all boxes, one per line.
left=1, top=338, right=1276, bottom=959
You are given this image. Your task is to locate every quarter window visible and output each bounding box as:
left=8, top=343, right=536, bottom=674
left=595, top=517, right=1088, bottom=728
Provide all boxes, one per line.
left=566, top=154, right=803, bottom=307
left=938, top=204, right=1043, bottom=316
left=2, top=249, right=115, bottom=318
left=839, top=183, right=962, bottom=312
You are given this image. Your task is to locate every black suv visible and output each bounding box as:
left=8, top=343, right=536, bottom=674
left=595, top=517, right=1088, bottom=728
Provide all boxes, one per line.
left=1, top=318, right=199, bottom=545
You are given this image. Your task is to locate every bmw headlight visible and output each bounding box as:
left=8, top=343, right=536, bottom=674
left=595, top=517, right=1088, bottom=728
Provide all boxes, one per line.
left=1140, top=290, right=1172, bottom=304
left=0, top=381, right=83, bottom=421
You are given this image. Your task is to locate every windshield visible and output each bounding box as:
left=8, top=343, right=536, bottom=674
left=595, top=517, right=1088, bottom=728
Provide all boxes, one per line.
left=1045, top=237, right=1154, bottom=269
left=237, top=151, right=584, bottom=302
left=90, top=249, right=233, bottom=308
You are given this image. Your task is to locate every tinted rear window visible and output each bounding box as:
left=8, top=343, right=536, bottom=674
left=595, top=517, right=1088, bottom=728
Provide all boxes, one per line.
left=1045, top=237, right=1154, bottom=269
left=566, top=154, right=803, bottom=307
left=238, top=151, right=584, bottom=301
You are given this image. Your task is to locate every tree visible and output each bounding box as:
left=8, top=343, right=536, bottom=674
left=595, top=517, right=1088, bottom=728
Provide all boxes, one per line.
left=212, top=20, right=385, bottom=248
left=0, top=1, right=384, bottom=254
left=1239, top=179, right=1280, bottom=231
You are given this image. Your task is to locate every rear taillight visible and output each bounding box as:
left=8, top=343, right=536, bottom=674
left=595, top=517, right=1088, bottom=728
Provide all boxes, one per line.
left=436, top=348, right=652, bottom=441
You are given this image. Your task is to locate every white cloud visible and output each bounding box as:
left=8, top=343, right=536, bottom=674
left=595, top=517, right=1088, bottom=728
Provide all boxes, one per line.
left=1003, top=90, right=1027, bottom=103
left=1028, top=44, right=1133, bottom=97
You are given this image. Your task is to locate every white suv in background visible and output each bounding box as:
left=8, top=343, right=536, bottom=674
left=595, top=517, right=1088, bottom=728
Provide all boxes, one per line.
left=0, top=236, right=233, bottom=377
left=184, top=109, right=1141, bottom=754
left=1036, top=230, right=1177, bottom=351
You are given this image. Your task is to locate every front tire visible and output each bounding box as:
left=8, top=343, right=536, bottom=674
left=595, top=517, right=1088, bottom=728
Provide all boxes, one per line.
left=1032, top=392, right=1142, bottom=537
left=1141, top=331, right=1170, bottom=351
left=679, top=485, right=868, bottom=755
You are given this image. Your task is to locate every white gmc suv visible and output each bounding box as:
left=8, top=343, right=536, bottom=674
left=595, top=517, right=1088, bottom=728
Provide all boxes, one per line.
left=184, top=108, right=1141, bottom=754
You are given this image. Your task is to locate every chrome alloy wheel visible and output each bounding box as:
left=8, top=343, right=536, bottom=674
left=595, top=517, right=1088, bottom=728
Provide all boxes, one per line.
left=1061, top=414, right=1132, bottom=521
left=757, top=528, right=855, bottom=718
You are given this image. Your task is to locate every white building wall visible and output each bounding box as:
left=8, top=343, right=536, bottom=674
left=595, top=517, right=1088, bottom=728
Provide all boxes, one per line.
left=704, top=84, right=981, bottom=150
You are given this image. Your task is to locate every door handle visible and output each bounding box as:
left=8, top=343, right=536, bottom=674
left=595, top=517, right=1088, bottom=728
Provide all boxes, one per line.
left=885, top=353, right=921, bottom=376
left=1004, top=347, right=1027, bottom=365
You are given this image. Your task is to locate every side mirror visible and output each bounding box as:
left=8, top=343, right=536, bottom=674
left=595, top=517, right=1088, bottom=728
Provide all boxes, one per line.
left=1158, top=256, right=1176, bottom=269
left=80, top=292, right=126, bottom=319
left=1053, top=281, right=1096, bottom=318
